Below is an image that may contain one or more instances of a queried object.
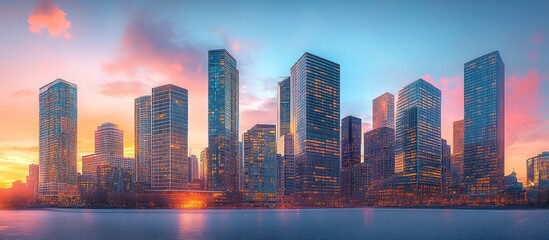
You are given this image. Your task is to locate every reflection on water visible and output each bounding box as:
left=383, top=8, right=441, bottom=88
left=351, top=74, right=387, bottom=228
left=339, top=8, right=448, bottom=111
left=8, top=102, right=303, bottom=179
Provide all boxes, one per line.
left=0, top=208, right=548, bottom=239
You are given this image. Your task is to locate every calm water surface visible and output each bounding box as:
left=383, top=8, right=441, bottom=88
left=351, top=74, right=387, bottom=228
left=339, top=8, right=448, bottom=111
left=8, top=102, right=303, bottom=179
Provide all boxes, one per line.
left=0, top=208, right=548, bottom=239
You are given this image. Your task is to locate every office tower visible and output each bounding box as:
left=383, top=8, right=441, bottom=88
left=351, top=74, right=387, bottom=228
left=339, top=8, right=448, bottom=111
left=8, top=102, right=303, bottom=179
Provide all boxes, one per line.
left=188, top=155, right=199, bottom=181
left=95, top=122, right=123, bottom=156
left=151, top=84, right=189, bottom=190
left=276, top=76, right=295, bottom=197
left=82, top=123, right=135, bottom=181
left=39, top=78, right=77, bottom=196
left=373, top=92, right=395, bottom=129
left=340, top=116, right=362, bottom=196
left=242, top=124, right=278, bottom=204
left=207, top=49, right=239, bottom=192
left=277, top=77, right=291, bottom=137
left=96, top=165, right=133, bottom=193
left=441, top=139, right=451, bottom=194
left=395, top=78, right=441, bottom=195
left=200, top=148, right=208, bottom=181
left=364, top=127, right=395, bottom=181
left=26, top=164, right=39, bottom=199
left=527, top=152, right=549, bottom=188
left=291, top=52, right=340, bottom=197
left=77, top=174, right=95, bottom=198
left=134, top=95, right=152, bottom=186
left=451, top=120, right=464, bottom=175
left=463, top=51, right=505, bottom=194
left=239, top=141, right=244, bottom=192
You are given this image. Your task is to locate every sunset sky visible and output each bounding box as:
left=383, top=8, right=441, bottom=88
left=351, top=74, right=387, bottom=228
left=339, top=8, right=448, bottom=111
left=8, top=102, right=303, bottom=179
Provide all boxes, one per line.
left=0, top=0, right=548, bottom=188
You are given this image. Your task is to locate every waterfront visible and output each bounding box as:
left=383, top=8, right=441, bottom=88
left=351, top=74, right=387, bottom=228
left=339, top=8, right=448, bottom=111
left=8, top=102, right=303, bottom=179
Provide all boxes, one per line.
left=1, top=208, right=548, bottom=239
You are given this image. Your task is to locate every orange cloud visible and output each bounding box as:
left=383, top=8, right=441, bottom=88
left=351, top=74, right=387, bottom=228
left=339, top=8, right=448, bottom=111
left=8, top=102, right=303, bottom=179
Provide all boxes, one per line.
left=27, top=0, right=72, bottom=40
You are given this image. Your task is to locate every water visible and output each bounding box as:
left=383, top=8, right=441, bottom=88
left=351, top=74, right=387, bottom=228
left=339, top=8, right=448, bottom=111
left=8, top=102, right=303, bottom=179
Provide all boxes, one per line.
left=0, top=208, right=548, bottom=239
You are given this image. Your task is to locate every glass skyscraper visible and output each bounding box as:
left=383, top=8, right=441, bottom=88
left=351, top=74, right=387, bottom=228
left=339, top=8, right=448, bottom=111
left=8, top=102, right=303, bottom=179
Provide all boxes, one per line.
left=290, top=52, right=340, bottom=198
left=207, top=49, right=239, bottom=193
left=242, top=124, right=278, bottom=204
left=135, top=95, right=152, bottom=187
left=277, top=76, right=295, bottom=196
left=38, top=78, right=78, bottom=196
left=395, top=78, right=441, bottom=195
left=373, top=92, right=395, bottom=129
left=95, top=122, right=123, bottom=157
left=340, top=115, right=362, bottom=196
left=151, top=84, right=188, bottom=190
left=451, top=119, right=464, bottom=176
left=527, top=152, right=549, bottom=188
left=441, top=138, right=451, bottom=194
left=463, top=51, right=505, bottom=194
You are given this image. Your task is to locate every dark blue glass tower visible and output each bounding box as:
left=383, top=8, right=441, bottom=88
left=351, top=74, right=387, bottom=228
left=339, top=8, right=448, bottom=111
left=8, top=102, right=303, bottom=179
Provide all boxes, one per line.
left=463, top=51, right=505, bottom=194
left=207, top=49, right=239, bottom=193
left=290, top=52, right=340, bottom=199
left=395, top=79, right=441, bottom=195
left=340, top=115, right=362, bottom=196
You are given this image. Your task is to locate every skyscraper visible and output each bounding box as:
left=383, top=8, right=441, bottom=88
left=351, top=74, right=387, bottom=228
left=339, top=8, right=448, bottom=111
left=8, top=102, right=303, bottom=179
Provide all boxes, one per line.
left=395, top=78, right=441, bottom=195
left=340, top=116, right=362, bottom=196
left=451, top=120, right=464, bottom=176
left=364, top=127, right=395, bottom=181
left=82, top=123, right=135, bottom=181
left=27, top=164, right=39, bottom=199
left=207, top=49, right=239, bottom=192
left=134, top=95, right=152, bottom=187
left=38, top=78, right=77, bottom=196
left=151, top=84, right=189, bottom=190
left=463, top=51, right=505, bottom=194
left=188, top=155, right=199, bottom=181
left=95, top=122, right=123, bottom=157
left=290, top=52, right=340, bottom=198
left=373, top=92, right=395, bottom=129
left=242, top=124, right=278, bottom=204
left=526, top=152, right=549, bottom=188
left=276, top=76, right=295, bottom=197
left=441, top=139, right=451, bottom=194
left=200, top=147, right=208, bottom=182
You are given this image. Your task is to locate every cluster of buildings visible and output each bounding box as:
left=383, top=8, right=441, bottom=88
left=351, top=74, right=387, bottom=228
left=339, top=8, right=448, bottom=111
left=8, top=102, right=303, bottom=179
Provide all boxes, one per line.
left=3, top=49, right=549, bottom=208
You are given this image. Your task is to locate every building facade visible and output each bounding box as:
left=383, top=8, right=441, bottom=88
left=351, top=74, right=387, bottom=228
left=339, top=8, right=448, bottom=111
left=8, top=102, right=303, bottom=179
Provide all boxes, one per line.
left=441, top=139, right=451, bottom=194
left=151, top=84, right=189, bottom=190
left=38, top=79, right=78, bottom=196
left=340, top=116, right=362, bottom=196
left=95, top=122, right=123, bottom=157
left=207, top=49, right=239, bottom=193
left=463, top=51, right=505, bottom=194
left=364, top=127, right=395, bottom=182
left=27, top=164, right=39, bottom=199
left=373, top=92, right=395, bottom=129
left=290, top=52, right=341, bottom=198
left=242, top=124, right=278, bottom=204
left=134, top=95, right=152, bottom=187
left=395, top=78, right=442, bottom=195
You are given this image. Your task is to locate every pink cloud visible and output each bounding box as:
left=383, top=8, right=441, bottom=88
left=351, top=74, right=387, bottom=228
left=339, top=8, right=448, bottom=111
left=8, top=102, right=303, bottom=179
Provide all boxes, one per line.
left=531, top=32, right=544, bottom=45
left=10, top=89, right=33, bottom=98
left=99, top=80, right=147, bottom=97
left=27, top=0, right=72, bottom=40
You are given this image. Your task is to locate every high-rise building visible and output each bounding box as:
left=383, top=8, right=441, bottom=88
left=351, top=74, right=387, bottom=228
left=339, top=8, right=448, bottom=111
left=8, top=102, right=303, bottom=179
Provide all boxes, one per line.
left=451, top=120, right=464, bottom=176
left=277, top=77, right=291, bottom=137
left=290, top=52, right=340, bottom=198
left=242, top=124, right=278, bottom=204
left=26, top=164, right=39, bottom=199
left=207, top=49, right=239, bottom=192
left=340, top=116, right=362, bottom=196
left=82, top=123, right=135, bottom=181
left=134, top=95, right=152, bottom=186
left=441, top=139, right=451, bottom=194
left=188, top=155, right=199, bottom=181
left=364, top=127, right=395, bottom=182
left=373, top=92, right=395, bottom=129
left=276, top=76, right=295, bottom=197
left=39, top=78, right=78, bottom=196
left=395, top=78, right=442, bottom=195
left=526, top=152, right=549, bottom=188
left=463, top=51, right=505, bottom=194
left=200, top=148, right=208, bottom=182
left=95, top=122, right=123, bottom=157
left=151, top=84, right=189, bottom=190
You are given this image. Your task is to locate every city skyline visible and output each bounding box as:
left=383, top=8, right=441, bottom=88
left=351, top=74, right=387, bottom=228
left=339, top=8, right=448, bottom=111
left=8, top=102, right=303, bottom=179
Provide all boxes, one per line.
left=1, top=0, right=549, bottom=188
